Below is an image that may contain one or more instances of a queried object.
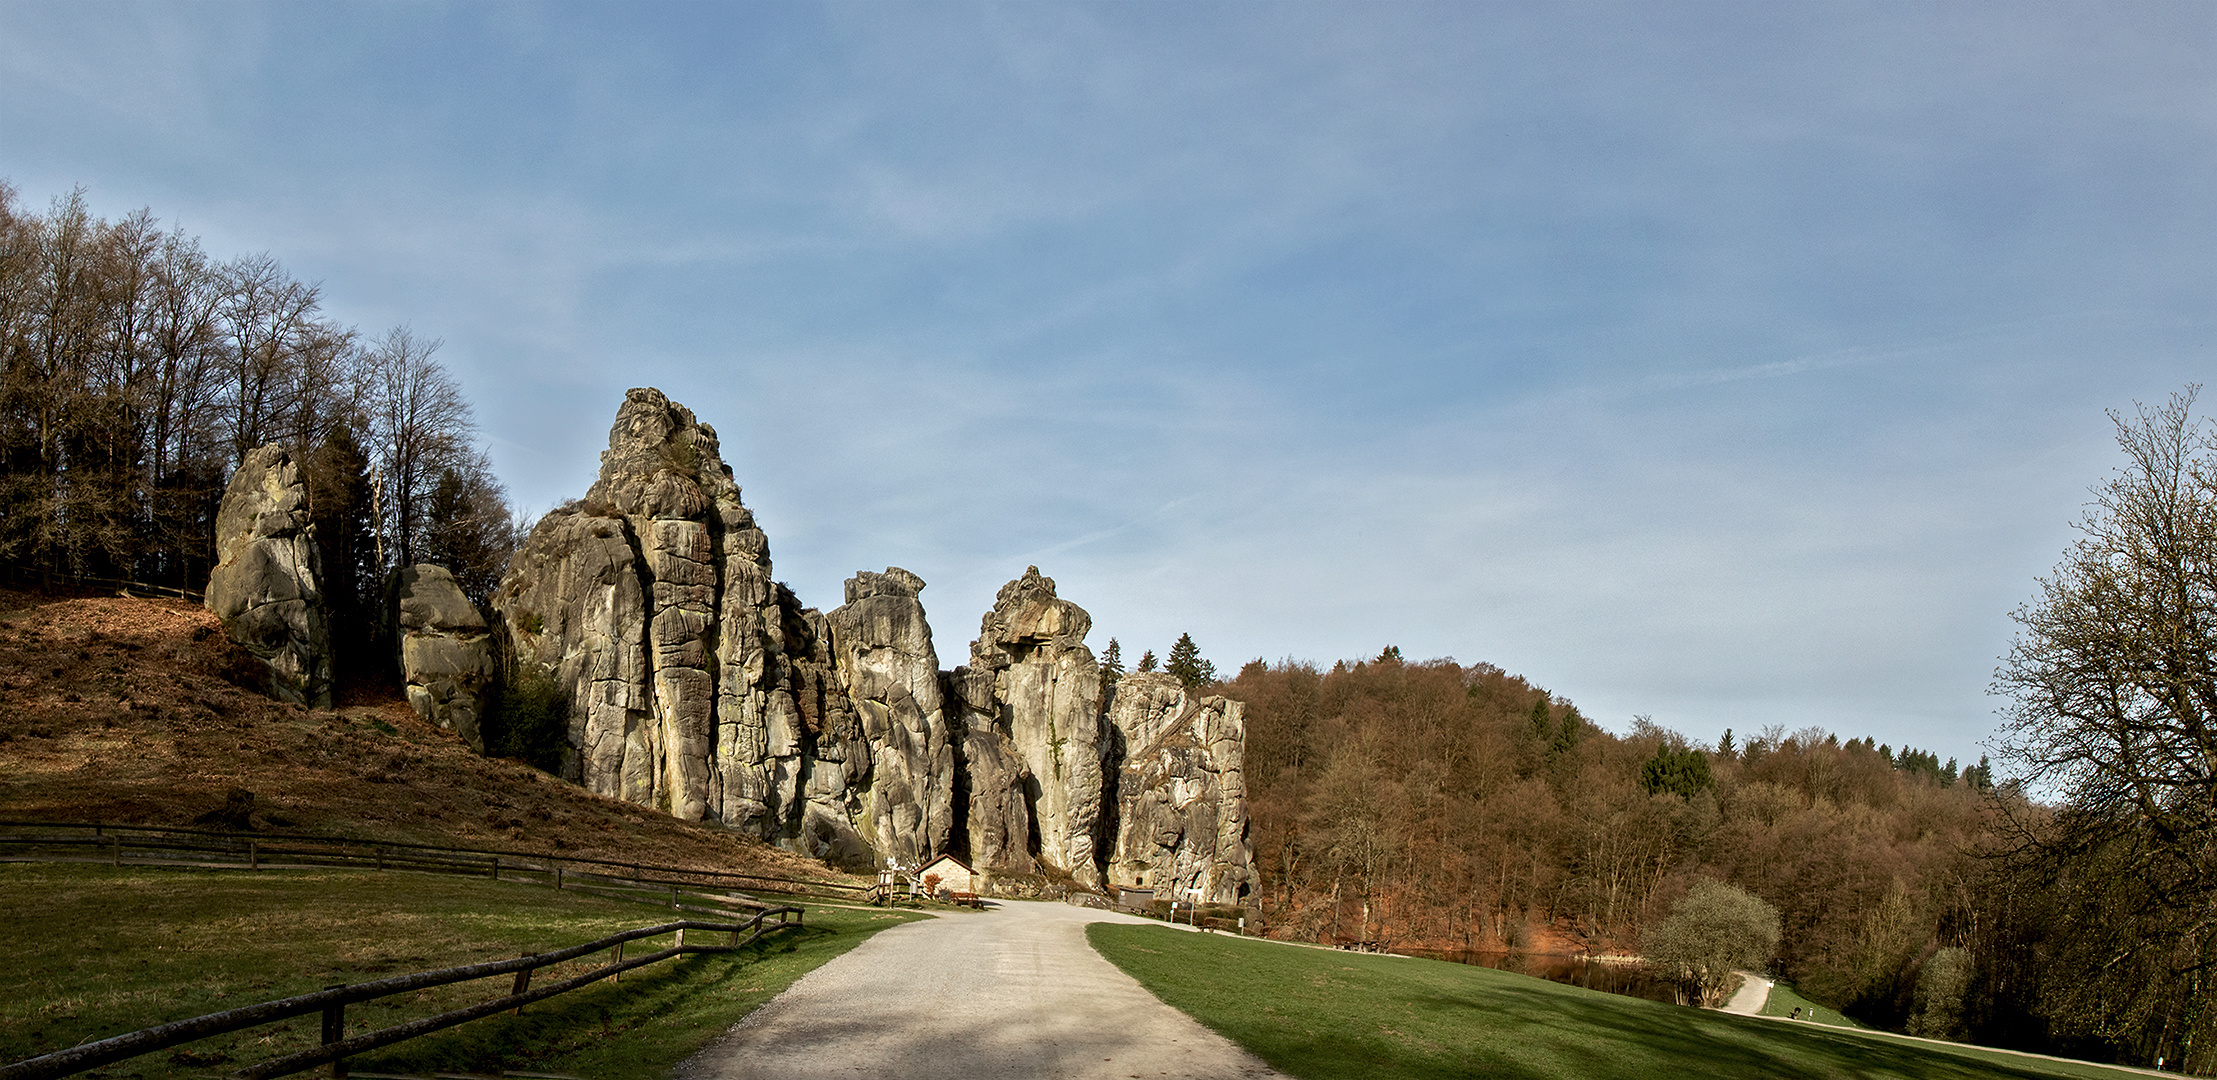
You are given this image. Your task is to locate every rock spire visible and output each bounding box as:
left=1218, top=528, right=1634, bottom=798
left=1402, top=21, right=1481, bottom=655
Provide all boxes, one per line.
left=205, top=444, right=332, bottom=708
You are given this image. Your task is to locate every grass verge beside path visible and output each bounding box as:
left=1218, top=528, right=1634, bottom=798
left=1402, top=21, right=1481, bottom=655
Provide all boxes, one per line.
left=1760, top=979, right=1865, bottom=1028
left=2, top=864, right=922, bottom=1080
left=1087, top=924, right=2149, bottom=1080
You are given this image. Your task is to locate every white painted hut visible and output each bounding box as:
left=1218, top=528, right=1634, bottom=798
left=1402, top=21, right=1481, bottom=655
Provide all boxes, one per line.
left=915, top=854, right=976, bottom=896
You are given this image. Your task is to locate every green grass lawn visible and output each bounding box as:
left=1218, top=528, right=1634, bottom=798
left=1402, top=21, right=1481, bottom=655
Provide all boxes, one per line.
left=1088, top=924, right=2149, bottom=1080
left=2, top=863, right=921, bottom=1080
left=1759, top=978, right=1865, bottom=1028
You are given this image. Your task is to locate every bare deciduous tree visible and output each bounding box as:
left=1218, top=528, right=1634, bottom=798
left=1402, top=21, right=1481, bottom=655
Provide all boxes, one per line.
left=364, top=325, right=472, bottom=568
left=1993, top=386, right=2217, bottom=1070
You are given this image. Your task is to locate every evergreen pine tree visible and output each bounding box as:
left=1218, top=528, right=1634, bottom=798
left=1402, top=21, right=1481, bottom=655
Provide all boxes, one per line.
left=1099, top=637, right=1125, bottom=701
left=1165, top=632, right=1215, bottom=688
left=1137, top=649, right=1158, bottom=672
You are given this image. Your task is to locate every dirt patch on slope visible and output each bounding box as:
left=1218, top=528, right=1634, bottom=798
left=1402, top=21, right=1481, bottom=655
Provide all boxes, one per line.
left=0, top=588, right=849, bottom=885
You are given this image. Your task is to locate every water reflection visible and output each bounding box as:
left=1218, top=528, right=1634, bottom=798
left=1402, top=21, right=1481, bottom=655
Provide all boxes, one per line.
left=1399, top=950, right=1679, bottom=1004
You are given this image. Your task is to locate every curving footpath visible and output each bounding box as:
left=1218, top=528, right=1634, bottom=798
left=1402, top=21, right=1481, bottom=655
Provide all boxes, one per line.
left=676, top=899, right=1288, bottom=1080
left=1719, top=971, right=1772, bottom=1015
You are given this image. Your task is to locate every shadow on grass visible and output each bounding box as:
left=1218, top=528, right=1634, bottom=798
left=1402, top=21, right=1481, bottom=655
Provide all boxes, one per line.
left=351, top=923, right=848, bottom=1080
left=1089, top=926, right=2127, bottom=1080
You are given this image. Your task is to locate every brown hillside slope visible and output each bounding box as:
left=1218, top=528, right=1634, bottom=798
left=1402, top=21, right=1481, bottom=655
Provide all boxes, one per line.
left=0, top=589, right=848, bottom=884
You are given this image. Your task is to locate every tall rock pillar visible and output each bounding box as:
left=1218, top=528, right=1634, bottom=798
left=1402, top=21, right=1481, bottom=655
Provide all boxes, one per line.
left=962, top=567, right=1104, bottom=886
left=495, top=388, right=801, bottom=825
left=205, top=443, right=333, bottom=708
left=826, top=568, right=955, bottom=867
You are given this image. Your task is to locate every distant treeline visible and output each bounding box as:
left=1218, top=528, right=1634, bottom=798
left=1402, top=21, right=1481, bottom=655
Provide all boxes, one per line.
left=1222, top=651, right=2168, bottom=1070
left=0, top=183, right=513, bottom=677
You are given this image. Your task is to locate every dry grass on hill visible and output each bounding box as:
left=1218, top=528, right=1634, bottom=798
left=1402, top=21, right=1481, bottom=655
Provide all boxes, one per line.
left=0, top=588, right=850, bottom=885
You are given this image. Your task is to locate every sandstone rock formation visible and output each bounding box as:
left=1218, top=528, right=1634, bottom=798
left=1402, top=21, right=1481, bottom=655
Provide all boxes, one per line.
left=391, top=564, right=495, bottom=751
left=957, top=567, right=1104, bottom=886
left=1104, top=671, right=1258, bottom=906
left=491, top=388, right=1251, bottom=894
left=826, top=568, right=956, bottom=867
left=205, top=443, right=332, bottom=708
left=490, top=390, right=944, bottom=870
left=496, top=388, right=795, bottom=826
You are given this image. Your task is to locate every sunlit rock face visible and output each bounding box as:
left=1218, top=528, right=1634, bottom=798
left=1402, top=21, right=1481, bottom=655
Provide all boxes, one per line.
left=391, top=564, right=494, bottom=750
left=826, top=568, right=956, bottom=868
left=1104, top=672, right=1258, bottom=907
left=491, top=390, right=1251, bottom=888
left=206, top=443, right=332, bottom=709
left=490, top=390, right=922, bottom=869
left=959, top=567, right=1105, bottom=886
left=494, top=388, right=806, bottom=828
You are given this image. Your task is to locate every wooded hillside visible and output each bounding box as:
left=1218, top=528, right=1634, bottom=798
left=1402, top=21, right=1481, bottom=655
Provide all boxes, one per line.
left=1227, top=655, right=1991, bottom=1014
left=0, top=184, right=514, bottom=684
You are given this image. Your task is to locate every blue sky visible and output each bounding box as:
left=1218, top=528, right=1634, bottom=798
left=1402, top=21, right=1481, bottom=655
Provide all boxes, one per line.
left=4, top=2, right=2212, bottom=767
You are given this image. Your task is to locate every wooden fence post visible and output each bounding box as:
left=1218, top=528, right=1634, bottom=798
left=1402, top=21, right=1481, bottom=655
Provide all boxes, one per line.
left=110, top=834, right=121, bottom=868
left=511, top=957, right=532, bottom=1015
left=491, top=856, right=499, bottom=881
left=249, top=839, right=259, bottom=871
left=554, top=864, right=563, bottom=890
left=611, top=941, right=623, bottom=984
left=321, top=987, right=347, bottom=1079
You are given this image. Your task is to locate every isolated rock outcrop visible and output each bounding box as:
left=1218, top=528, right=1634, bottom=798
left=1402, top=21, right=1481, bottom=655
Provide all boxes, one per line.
left=205, top=443, right=332, bottom=708
left=959, top=567, right=1104, bottom=886
left=1104, top=671, right=1258, bottom=906
left=827, top=568, right=956, bottom=867
left=391, top=564, right=495, bottom=751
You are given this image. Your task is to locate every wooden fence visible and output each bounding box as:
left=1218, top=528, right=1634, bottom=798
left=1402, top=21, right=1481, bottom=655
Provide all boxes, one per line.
left=0, top=565, right=203, bottom=603
left=0, top=821, right=871, bottom=904
left=0, top=910, right=803, bottom=1080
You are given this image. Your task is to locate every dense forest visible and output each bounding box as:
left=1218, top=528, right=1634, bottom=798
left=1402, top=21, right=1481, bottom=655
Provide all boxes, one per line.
left=1222, top=655, right=1991, bottom=1011
left=6, top=181, right=2211, bottom=1073
left=0, top=184, right=515, bottom=683
left=1216, top=391, right=2217, bottom=1073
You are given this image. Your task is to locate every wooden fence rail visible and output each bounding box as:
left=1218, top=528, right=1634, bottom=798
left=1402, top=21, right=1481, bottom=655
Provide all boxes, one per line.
left=0, top=564, right=203, bottom=603
left=0, top=911, right=802, bottom=1080
left=0, top=821, right=870, bottom=899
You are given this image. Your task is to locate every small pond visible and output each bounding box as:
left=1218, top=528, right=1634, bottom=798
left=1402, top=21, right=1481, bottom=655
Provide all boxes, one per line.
left=1398, top=949, right=1680, bottom=1004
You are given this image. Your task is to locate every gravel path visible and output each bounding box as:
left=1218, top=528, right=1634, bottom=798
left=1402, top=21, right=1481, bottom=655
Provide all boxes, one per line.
left=1719, top=970, right=1772, bottom=1015
left=676, top=900, right=1288, bottom=1080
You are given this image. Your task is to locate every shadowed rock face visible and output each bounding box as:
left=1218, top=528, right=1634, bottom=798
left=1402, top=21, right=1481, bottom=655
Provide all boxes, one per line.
left=392, top=564, right=494, bottom=751
left=205, top=444, right=331, bottom=708
left=961, top=567, right=1104, bottom=886
left=1105, top=671, right=1258, bottom=907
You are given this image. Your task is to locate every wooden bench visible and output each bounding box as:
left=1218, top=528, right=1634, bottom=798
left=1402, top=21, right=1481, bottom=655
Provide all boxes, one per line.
left=948, top=891, right=985, bottom=909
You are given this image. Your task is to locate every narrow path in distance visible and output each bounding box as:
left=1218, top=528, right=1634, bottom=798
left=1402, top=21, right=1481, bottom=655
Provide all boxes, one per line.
left=676, top=899, right=1287, bottom=1080
left=1719, top=970, right=1771, bottom=1015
